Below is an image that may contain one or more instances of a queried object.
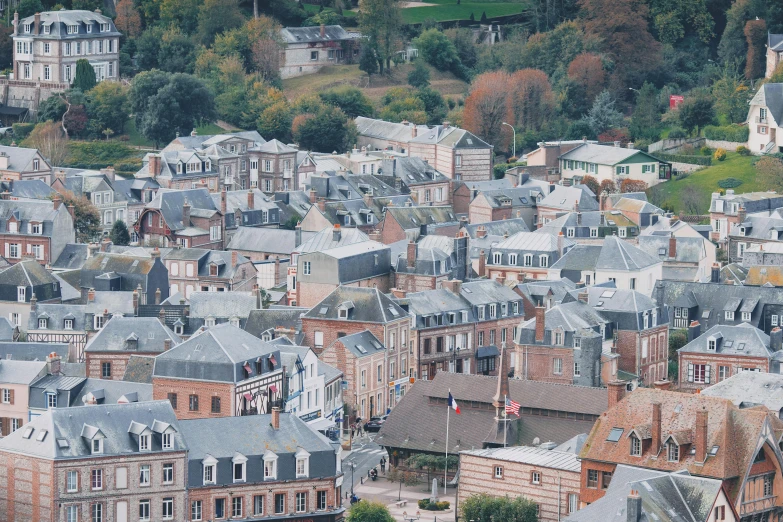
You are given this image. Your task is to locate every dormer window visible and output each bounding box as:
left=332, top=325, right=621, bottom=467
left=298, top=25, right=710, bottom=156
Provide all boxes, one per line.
left=295, top=448, right=311, bottom=478
left=493, top=252, right=502, bottom=264
left=162, top=432, right=172, bottom=449
left=667, top=442, right=679, bottom=462
left=67, top=24, right=78, bottom=34
left=24, top=23, right=32, bottom=33
left=630, top=434, right=641, bottom=456
left=64, top=319, right=74, bottom=330
left=708, top=338, right=716, bottom=351
left=263, top=450, right=278, bottom=480
left=101, top=23, right=110, bottom=32
left=139, top=434, right=150, bottom=451
left=29, top=222, right=41, bottom=234
left=92, top=439, right=103, bottom=454
left=174, top=324, right=183, bottom=335
left=232, top=453, right=248, bottom=483
left=43, top=25, right=50, bottom=35
left=177, top=162, right=183, bottom=174
left=209, top=264, right=218, bottom=276
left=38, top=318, right=47, bottom=329
left=205, top=317, right=215, bottom=327
left=555, top=330, right=563, bottom=345
left=203, top=455, right=217, bottom=485
left=8, top=220, right=17, bottom=233
left=339, top=308, right=348, bottom=319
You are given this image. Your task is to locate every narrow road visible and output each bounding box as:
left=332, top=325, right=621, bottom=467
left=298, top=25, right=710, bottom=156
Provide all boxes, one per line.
left=343, top=434, right=388, bottom=496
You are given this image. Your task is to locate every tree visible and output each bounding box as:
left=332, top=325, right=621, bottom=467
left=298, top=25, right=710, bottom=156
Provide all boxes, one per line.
left=86, top=82, right=130, bottom=137
left=647, top=0, right=714, bottom=44
left=110, top=220, right=131, bottom=246
left=135, top=27, right=164, bottom=71
left=680, top=185, right=709, bottom=215
left=620, top=179, right=647, bottom=193
left=72, top=59, right=97, bottom=92
left=677, top=94, right=715, bottom=135
left=114, top=0, right=142, bottom=38
left=293, top=105, right=356, bottom=153
left=711, top=65, right=749, bottom=124
left=508, top=69, right=555, bottom=133
left=581, top=175, right=600, bottom=195
left=744, top=19, right=767, bottom=80
left=24, top=122, right=68, bottom=167
left=669, top=330, right=687, bottom=359
left=359, top=45, right=378, bottom=78
left=158, top=28, right=197, bottom=74
left=756, top=156, right=783, bottom=193
left=416, top=87, right=448, bottom=125
left=414, top=29, right=461, bottom=73
left=445, top=27, right=478, bottom=70
left=378, top=88, right=428, bottom=124
left=159, top=0, right=201, bottom=35
left=17, top=0, right=43, bottom=18
left=358, top=0, right=403, bottom=73
left=407, top=60, right=431, bottom=89
left=346, top=501, right=394, bottom=522
left=463, top=71, right=512, bottom=150
left=718, top=0, right=751, bottom=67
left=64, top=104, right=89, bottom=138
left=197, top=0, right=246, bottom=46
left=584, top=90, right=624, bottom=136
left=630, top=82, right=663, bottom=141
left=319, top=86, right=374, bottom=118
left=257, top=101, right=294, bottom=143
left=53, top=191, right=101, bottom=243
left=249, top=17, right=284, bottom=82
left=461, top=494, right=538, bottom=522
left=599, top=179, right=617, bottom=194
left=37, top=96, right=67, bottom=124
left=0, top=25, right=13, bottom=71
left=567, top=53, right=605, bottom=105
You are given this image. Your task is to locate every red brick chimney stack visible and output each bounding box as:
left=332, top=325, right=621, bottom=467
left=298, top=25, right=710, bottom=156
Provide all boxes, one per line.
left=696, top=408, right=708, bottom=462
left=534, top=305, right=545, bottom=342
left=651, top=402, right=661, bottom=454
left=669, top=235, right=677, bottom=259
left=607, top=380, right=625, bottom=408
left=407, top=241, right=416, bottom=268
left=272, top=407, right=280, bottom=430
left=247, top=189, right=254, bottom=209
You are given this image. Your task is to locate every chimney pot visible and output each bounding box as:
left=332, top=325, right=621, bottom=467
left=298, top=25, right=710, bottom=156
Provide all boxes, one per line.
left=696, top=408, right=708, bottom=462
left=333, top=224, right=341, bottom=242
left=607, top=380, right=625, bottom=408
left=627, top=489, right=642, bottom=522
left=535, top=305, right=546, bottom=342
left=272, top=407, right=280, bottom=430
left=320, top=23, right=325, bottom=38
left=87, top=288, right=95, bottom=302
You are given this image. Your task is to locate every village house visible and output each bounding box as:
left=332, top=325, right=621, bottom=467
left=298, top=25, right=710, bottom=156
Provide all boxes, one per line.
left=79, top=250, right=169, bottom=305
left=514, top=278, right=578, bottom=318
left=637, top=233, right=715, bottom=282
left=162, top=248, right=256, bottom=297
left=0, top=197, right=75, bottom=265
left=380, top=156, right=452, bottom=206
left=135, top=188, right=224, bottom=249
left=525, top=140, right=595, bottom=177
left=0, top=259, right=62, bottom=332
left=0, top=145, right=53, bottom=183
left=486, top=231, right=575, bottom=282
left=468, top=185, right=545, bottom=227
left=709, top=190, right=783, bottom=244
left=747, top=82, right=783, bottom=154
left=602, top=195, right=664, bottom=227
left=279, top=24, right=360, bottom=79
left=227, top=226, right=314, bottom=263
left=559, top=143, right=672, bottom=186
left=393, top=233, right=469, bottom=293
left=213, top=188, right=280, bottom=240
left=536, top=184, right=599, bottom=225
left=538, top=211, right=640, bottom=242
left=0, top=401, right=187, bottom=522
left=451, top=178, right=514, bottom=215
left=380, top=205, right=460, bottom=244
left=0, top=359, right=47, bottom=437
left=768, top=34, right=783, bottom=78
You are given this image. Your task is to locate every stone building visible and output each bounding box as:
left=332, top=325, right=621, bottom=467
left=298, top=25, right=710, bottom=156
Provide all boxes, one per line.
left=0, top=197, right=75, bottom=265
left=279, top=24, right=360, bottom=79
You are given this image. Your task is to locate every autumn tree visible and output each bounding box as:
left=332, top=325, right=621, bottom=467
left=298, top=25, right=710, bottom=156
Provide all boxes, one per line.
left=599, top=179, right=618, bottom=194
left=756, top=156, right=783, bottom=193
left=462, top=71, right=512, bottom=151
left=620, top=179, right=647, bottom=193
left=24, top=122, right=68, bottom=166
left=508, top=69, right=555, bottom=133
left=744, top=19, right=767, bottom=80
left=114, top=0, right=142, bottom=37
left=248, top=16, right=284, bottom=82
left=567, top=53, right=605, bottom=104
left=53, top=191, right=100, bottom=243
left=581, top=175, right=600, bottom=196
left=358, top=0, right=403, bottom=73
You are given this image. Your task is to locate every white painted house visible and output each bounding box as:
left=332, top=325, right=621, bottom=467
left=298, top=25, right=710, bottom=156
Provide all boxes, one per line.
left=559, top=143, right=671, bottom=187
left=279, top=24, right=361, bottom=79
left=747, top=83, right=783, bottom=154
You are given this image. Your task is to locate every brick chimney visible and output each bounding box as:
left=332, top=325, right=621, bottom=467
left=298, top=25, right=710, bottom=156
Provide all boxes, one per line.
left=557, top=231, right=564, bottom=256
left=476, top=225, right=487, bottom=238
left=309, top=188, right=317, bottom=204
left=600, top=190, right=608, bottom=211
left=220, top=187, right=227, bottom=214
left=163, top=339, right=172, bottom=351
left=272, top=406, right=280, bottom=430
left=320, top=23, right=325, bottom=38
left=148, top=154, right=161, bottom=178
left=132, top=288, right=139, bottom=315
left=653, top=379, right=672, bottom=391
left=478, top=249, right=486, bottom=277
left=231, top=250, right=238, bottom=267
left=333, top=223, right=341, bottom=242
left=578, top=289, right=589, bottom=303
left=67, top=204, right=75, bottom=221
left=87, top=242, right=99, bottom=258
left=182, top=199, right=191, bottom=226
left=737, top=206, right=747, bottom=224
left=155, top=288, right=161, bottom=305
left=317, top=198, right=326, bottom=212
left=46, top=352, right=61, bottom=375
left=534, top=305, right=546, bottom=342
left=607, top=380, right=625, bottom=408
left=627, top=490, right=642, bottom=522
left=668, top=235, right=677, bottom=259
left=12, top=11, right=18, bottom=36
left=442, top=279, right=462, bottom=294
left=87, top=288, right=95, bottom=302
left=771, top=327, right=782, bottom=352
left=696, top=408, right=708, bottom=463
left=100, top=237, right=111, bottom=252
left=53, top=195, right=62, bottom=210
left=295, top=223, right=302, bottom=247
left=33, top=12, right=40, bottom=34
left=247, top=189, right=254, bottom=209
left=651, top=402, right=661, bottom=454
left=407, top=241, right=417, bottom=268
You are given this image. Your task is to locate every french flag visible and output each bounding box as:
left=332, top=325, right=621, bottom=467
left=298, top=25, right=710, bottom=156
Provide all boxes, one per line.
left=448, top=392, right=461, bottom=414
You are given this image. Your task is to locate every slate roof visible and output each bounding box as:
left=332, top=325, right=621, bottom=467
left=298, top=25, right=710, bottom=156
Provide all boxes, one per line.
left=70, top=378, right=153, bottom=406
left=305, top=287, right=406, bottom=323
left=637, top=235, right=706, bottom=264
left=122, top=355, right=155, bottom=384
left=410, top=125, right=491, bottom=149
left=280, top=25, right=355, bottom=44
left=0, top=179, right=56, bottom=199
left=0, top=198, right=61, bottom=236
left=461, top=445, right=581, bottom=473
left=0, top=342, right=68, bottom=361
left=459, top=279, right=524, bottom=307
left=386, top=206, right=459, bottom=232
left=84, top=317, right=180, bottom=354
left=18, top=10, right=121, bottom=38
left=770, top=33, right=783, bottom=52
left=538, top=184, right=598, bottom=211
left=297, top=226, right=368, bottom=253
left=517, top=300, right=606, bottom=338
left=333, top=330, right=386, bottom=358
left=0, top=145, right=48, bottom=172
left=188, top=292, right=257, bottom=319
left=612, top=197, right=663, bottom=215
left=548, top=244, right=603, bottom=271
left=560, top=143, right=664, bottom=166
left=145, top=188, right=219, bottom=231
left=0, top=359, right=46, bottom=384
left=701, top=371, right=783, bottom=413
left=474, top=187, right=541, bottom=209
left=461, top=218, right=530, bottom=238
left=750, top=83, right=783, bottom=126
left=244, top=307, right=307, bottom=340
left=355, top=117, right=428, bottom=143
left=81, top=252, right=156, bottom=276
left=381, top=157, right=449, bottom=185
left=0, top=317, right=16, bottom=341
left=596, top=236, right=661, bottom=271
left=516, top=278, right=577, bottom=306
left=678, top=323, right=770, bottom=357
left=494, top=231, right=574, bottom=252
left=51, top=243, right=89, bottom=270
left=0, top=259, right=60, bottom=287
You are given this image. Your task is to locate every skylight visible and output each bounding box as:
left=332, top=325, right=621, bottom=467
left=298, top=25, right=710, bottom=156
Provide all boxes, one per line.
left=22, top=427, right=33, bottom=439
left=57, top=438, right=69, bottom=448
left=319, top=307, right=328, bottom=315
left=36, top=430, right=47, bottom=442
left=600, top=290, right=616, bottom=299
left=388, top=306, right=400, bottom=317
left=606, top=427, right=623, bottom=442
left=709, top=445, right=719, bottom=456
left=737, top=343, right=746, bottom=351
left=356, top=345, right=367, bottom=354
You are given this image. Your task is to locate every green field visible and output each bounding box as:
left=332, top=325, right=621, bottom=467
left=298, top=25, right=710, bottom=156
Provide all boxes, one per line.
left=650, top=152, right=758, bottom=211
left=401, top=0, right=527, bottom=23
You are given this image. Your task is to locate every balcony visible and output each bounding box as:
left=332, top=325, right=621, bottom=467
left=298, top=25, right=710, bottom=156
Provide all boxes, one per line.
left=740, top=495, right=777, bottom=516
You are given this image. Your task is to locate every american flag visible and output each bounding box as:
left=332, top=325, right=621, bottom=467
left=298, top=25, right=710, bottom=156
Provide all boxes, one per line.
left=505, top=397, right=520, bottom=417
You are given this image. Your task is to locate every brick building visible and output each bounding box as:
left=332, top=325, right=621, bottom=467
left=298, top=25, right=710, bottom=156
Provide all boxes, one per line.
left=394, top=233, right=469, bottom=294
left=379, top=206, right=460, bottom=245
left=135, top=188, right=224, bottom=249
left=709, top=190, right=783, bottom=245
left=486, top=231, right=574, bottom=282
left=467, top=184, right=546, bottom=227
left=0, top=145, right=53, bottom=183
left=0, top=197, right=75, bottom=265
left=678, top=322, right=777, bottom=391
left=0, top=401, right=187, bottom=522
left=163, top=248, right=257, bottom=298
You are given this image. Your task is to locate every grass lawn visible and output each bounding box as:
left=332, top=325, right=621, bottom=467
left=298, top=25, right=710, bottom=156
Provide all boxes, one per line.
left=650, top=152, right=759, bottom=211
left=401, top=0, right=526, bottom=23
left=282, top=64, right=365, bottom=99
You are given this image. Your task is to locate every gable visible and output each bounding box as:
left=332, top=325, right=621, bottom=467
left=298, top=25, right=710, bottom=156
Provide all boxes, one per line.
left=619, top=151, right=666, bottom=165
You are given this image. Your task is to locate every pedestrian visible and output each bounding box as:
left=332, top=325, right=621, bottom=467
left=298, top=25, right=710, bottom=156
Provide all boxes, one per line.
left=351, top=424, right=355, bottom=438
left=380, top=457, right=386, bottom=472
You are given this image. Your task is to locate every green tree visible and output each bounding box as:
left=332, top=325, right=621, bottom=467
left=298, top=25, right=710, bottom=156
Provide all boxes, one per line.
left=0, top=25, right=13, bottom=71
left=257, top=101, right=294, bottom=142
left=319, top=86, right=374, bottom=118
left=293, top=105, right=356, bottom=153
left=461, top=494, right=538, bottom=522
left=198, top=0, right=246, bottom=46
left=669, top=329, right=687, bottom=360
left=159, top=0, right=201, bottom=35
left=86, top=82, right=130, bottom=137
left=110, top=220, right=131, bottom=246
left=37, top=95, right=67, bottom=124
left=17, top=0, right=44, bottom=18
left=379, top=87, right=427, bottom=124
left=407, top=60, right=431, bottom=89
left=416, top=86, right=448, bottom=125
left=414, top=29, right=461, bottom=73
left=346, top=501, right=394, bottom=522
left=711, top=64, right=749, bottom=124
left=358, top=0, right=403, bottom=74
left=135, top=27, right=164, bottom=71
left=630, top=82, right=663, bottom=141
left=72, top=59, right=97, bottom=92
left=359, top=45, right=379, bottom=78
left=677, top=94, right=715, bottom=135
left=647, top=0, right=714, bottom=44
left=445, top=27, right=478, bottom=70
left=584, top=90, right=624, bottom=136
left=158, top=29, right=197, bottom=74
left=52, top=192, right=101, bottom=243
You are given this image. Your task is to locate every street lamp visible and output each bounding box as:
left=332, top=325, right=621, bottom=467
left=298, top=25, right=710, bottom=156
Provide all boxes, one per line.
left=402, top=511, right=421, bottom=522
left=501, top=122, right=516, bottom=160
left=350, top=462, right=356, bottom=495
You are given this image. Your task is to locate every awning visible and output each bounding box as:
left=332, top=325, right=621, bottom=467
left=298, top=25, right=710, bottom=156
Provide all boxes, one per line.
left=308, top=417, right=336, bottom=431
left=243, top=393, right=252, bottom=401
left=476, top=345, right=499, bottom=358
left=0, top=105, right=28, bottom=116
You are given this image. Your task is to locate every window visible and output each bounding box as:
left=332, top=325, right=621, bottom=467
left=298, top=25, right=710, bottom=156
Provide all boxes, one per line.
left=725, top=311, right=734, bottom=320
left=532, top=471, right=541, bottom=484
left=574, top=362, right=581, bottom=377
left=139, top=465, right=150, bottom=486
left=101, top=362, right=111, bottom=378
left=618, top=227, right=627, bottom=238
left=139, top=434, right=150, bottom=451
left=764, top=475, right=773, bottom=497
left=275, top=494, right=285, bottom=514
left=667, top=442, right=679, bottom=462
left=296, top=492, right=307, bottom=513
left=568, top=494, right=579, bottom=514
left=203, top=463, right=215, bottom=485
left=539, top=255, right=549, bottom=268
left=719, top=365, right=729, bottom=381
left=742, top=311, right=751, bottom=321
left=296, top=456, right=309, bottom=477
left=67, top=470, right=79, bottom=492
left=47, top=393, right=57, bottom=409
left=523, top=254, right=533, bottom=266
left=139, top=500, right=150, bottom=521
left=167, top=393, right=177, bottom=410
left=189, top=394, right=199, bottom=411
left=587, top=469, right=598, bottom=488
left=254, top=496, right=264, bottom=516
left=233, top=459, right=245, bottom=482
left=601, top=471, right=612, bottom=489
left=215, top=498, right=225, bottom=519
left=317, top=491, right=327, bottom=511
left=494, top=466, right=503, bottom=479
left=303, top=261, right=311, bottom=275
left=566, top=227, right=575, bottom=238
left=91, top=503, right=103, bottom=522
left=553, top=358, right=563, bottom=375
left=211, top=396, right=221, bottom=414
left=192, top=501, right=202, bottom=521
left=67, top=506, right=78, bottom=522
left=210, top=225, right=221, bottom=241
left=44, top=65, right=50, bottom=80
left=162, top=463, right=174, bottom=484
left=264, top=456, right=277, bottom=480
left=16, top=286, right=25, bottom=302
left=630, top=435, right=641, bottom=456
left=590, top=227, right=598, bottom=238
left=92, top=439, right=102, bottom=454
left=688, top=363, right=710, bottom=384
left=714, top=506, right=725, bottom=521
left=95, top=316, right=105, bottom=329
left=232, top=497, right=243, bottom=518
left=708, top=339, right=716, bottom=351
left=91, top=469, right=103, bottom=490
left=311, top=50, right=319, bottom=60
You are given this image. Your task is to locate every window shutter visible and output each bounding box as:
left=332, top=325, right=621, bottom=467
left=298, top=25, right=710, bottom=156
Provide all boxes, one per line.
left=0, top=418, right=7, bottom=436
left=4, top=243, right=8, bottom=258
left=687, top=363, right=694, bottom=382
left=8, top=389, right=13, bottom=405
left=616, top=166, right=622, bottom=175
left=705, top=365, right=711, bottom=384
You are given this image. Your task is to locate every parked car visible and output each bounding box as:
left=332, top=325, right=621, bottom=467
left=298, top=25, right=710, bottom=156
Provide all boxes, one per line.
left=364, top=416, right=387, bottom=432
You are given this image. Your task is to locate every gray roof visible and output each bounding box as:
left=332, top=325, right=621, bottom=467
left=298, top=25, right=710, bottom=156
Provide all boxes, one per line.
left=0, top=145, right=48, bottom=173
left=0, top=359, right=46, bottom=384
left=386, top=206, right=459, bottom=232
left=518, top=300, right=606, bottom=336
left=0, top=259, right=60, bottom=287
left=297, top=226, right=369, bottom=253
left=188, top=291, right=257, bottom=319
left=516, top=278, right=577, bottom=306
left=227, top=227, right=315, bottom=255
left=538, top=184, right=598, bottom=211
left=382, top=156, right=449, bottom=185
left=701, top=371, right=783, bottom=412
left=304, top=286, right=406, bottom=323
left=596, top=236, right=661, bottom=271
left=678, top=323, right=770, bottom=357
left=460, top=445, right=580, bottom=472
left=0, top=342, right=68, bottom=362
left=244, top=307, right=307, bottom=341
left=494, top=231, right=575, bottom=252
left=84, top=317, right=180, bottom=354
left=145, top=188, right=219, bottom=231
left=0, top=317, right=16, bottom=341
left=122, top=355, right=155, bottom=384
left=280, top=25, right=354, bottom=44
left=587, top=287, right=656, bottom=313
left=461, top=218, right=530, bottom=238
left=355, top=117, right=428, bottom=143
left=405, top=288, right=472, bottom=317
left=409, top=124, right=491, bottom=149
left=71, top=378, right=153, bottom=406
left=18, top=10, right=121, bottom=39
left=560, top=143, right=663, bottom=166
left=751, top=83, right=783, bottom=126
left=319, top=360, right=343, bottom=384
left=1, top=179, right=56, bottom=199
left=52, top=243, right=89, bottom=270
left=459, top=279, right=522, bottom=307
left=0, top=400, right=185, bottom=459
left=637, top=235, right=706, bottom=264
left=334, top=330, right=386, bottom=358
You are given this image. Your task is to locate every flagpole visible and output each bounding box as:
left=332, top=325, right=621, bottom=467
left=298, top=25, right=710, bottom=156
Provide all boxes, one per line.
left=504, top=394, right=507, bottom=449
left=445, top=388, right=450, bottom=496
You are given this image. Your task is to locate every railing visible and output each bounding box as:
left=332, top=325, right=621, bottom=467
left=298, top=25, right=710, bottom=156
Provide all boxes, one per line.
left=740, top=495, right=777, bottom=515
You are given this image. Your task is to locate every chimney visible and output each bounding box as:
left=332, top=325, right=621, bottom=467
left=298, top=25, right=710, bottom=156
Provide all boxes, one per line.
left=687, top=320, right=700, bottom=342
left=407, top=241, right=417, bottom=268
left=155, top=288, right=161, bottom=305
left=333, top=224, right=341, bottom=242
left=87, top=242, right=99, bottom=258
left=247, top=189, right=254, bottom=209
left=696, top=408, right=708, bottom=463
left=391, top=288, right=407, bottom=299
left=651, top=402, right=661, bottom=454
left=443, top=121, right=450, bottom=129
left=600, top=212, right=606, bottom=226
left=476, top=225, right=487, bottom=238
left=496, top=276, right=505, bottom=286
left=557, top=231, right=564, bottom=256
left=163, top=339, right=172, bottom=351
left=668, top=235, right=677, bottom=259
left=295, top=223, right=302, bottom=247
left=771, top=327, right=782, bottom=352
left=627, top=490, right=642, bottom=522
left=12, top=11, right=18, bottom=36
left=478, top=249, right=486, bottom=277
left=272, top=406, right=280, bottom=430
left=220, top=187, right=227, bottom=214
left=230, top=251, right=238, bottom=268
left=653, top=379, right=672, bottom=391
left=578, top=289, right=588, bottom=303
left=148, top=154, right=161, bottom=178
left=46, top=352, right=61, bottom=375
left=600, top=190, right=608, bottom=211
left=535, top=305, right=546, bottom=342
left=33, top=12, right=40, bottom=34
left=132, top=288, right=139, bottom=315
left=363, top=192, right=373, bottom=209
left=442, top=279, right=462, bottom=295
left=158, top=308, right=166, bottom=326
left=320, top=23, right=325, bottom=38
left=309, top=188, right=317, bottom=204
left=67, top=204, right=75, bottom=221
left=412, top=126, right=417, bottom=139
left=53, top=195, right=62, bottom=210
left=317, top=198, right=326, bottom=212
left=87, top=288, right=95, bottom=302
left=577, top=212, right=582, bottom=226
left=737, top=206, right=747, bottom=224
left=574, top=200, right=579, bottom=213
left=711, top=263, right=720, bottom=283
left=151, top=247, right=161, bottom=260
left=100, top=166, right=116, bottom=182
left=182, top=198, right=191, bottom=226
left=30, top=292, right=37, bottom=312
left=100, top=237, right=111, bottom=252
left=607, top=380, right=625, bottom=408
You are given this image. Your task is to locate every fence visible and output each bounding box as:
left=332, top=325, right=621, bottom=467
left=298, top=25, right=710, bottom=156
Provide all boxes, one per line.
left=648, top=137, right=704, bottom=153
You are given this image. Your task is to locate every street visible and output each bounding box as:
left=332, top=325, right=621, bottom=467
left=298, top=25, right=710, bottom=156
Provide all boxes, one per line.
left=343, top=433, right=388, bottom=496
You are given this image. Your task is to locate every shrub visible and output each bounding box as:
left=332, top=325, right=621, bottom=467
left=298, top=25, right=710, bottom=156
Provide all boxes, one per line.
left=737, top=145, right=750, bottom=156
left=12, top=123, right=35, bottom=140
left=714, top=148, right=727, bottom=161
left=493, top=161, right=524, bottom=179
left=703, top=125, right=749, bottom=142
left=718, top=177, right=743, bottom=189
left=418, top=499, right=450, bottom=511
left=418, top=499, right=428, bottom=509
left=634, top=139, right=651, bottom=152
left=654, top=152, right=712, bottom=166
left=437, top=501, right=450, bottom=510
left=700, top=146, right=713, bottom=156
left=668, top=127, right=687, bottom=138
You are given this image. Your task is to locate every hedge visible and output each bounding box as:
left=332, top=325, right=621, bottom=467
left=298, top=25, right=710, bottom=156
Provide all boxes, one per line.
left=703, top=125, right=749, bottom=142
left=654, top=152, right=712, bottom=166
left=718, top=177, right=743, bottom=189
left=11, top=123, right=35, bottom=140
